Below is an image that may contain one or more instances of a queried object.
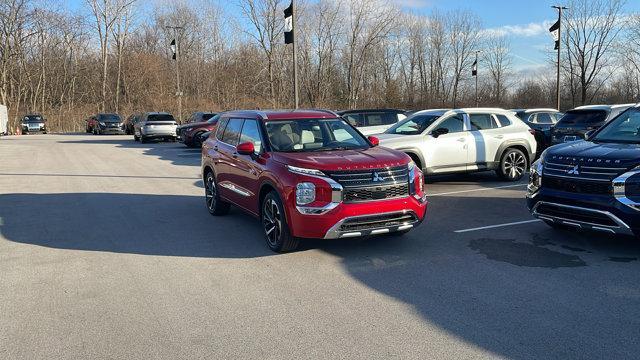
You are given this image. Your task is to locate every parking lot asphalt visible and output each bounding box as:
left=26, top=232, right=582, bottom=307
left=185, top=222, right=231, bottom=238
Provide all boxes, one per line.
left=1, top=134, right=639, bottom=360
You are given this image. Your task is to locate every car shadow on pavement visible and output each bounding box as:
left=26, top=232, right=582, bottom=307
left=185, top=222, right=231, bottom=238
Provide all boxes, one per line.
left=59, top=136, right=202, bottom=167
left=0, top=192, right=274, bottom=259
left=309, top=194, right=640, bottom=359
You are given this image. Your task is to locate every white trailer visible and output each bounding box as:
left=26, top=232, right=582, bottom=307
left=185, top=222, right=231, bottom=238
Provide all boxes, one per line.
left=0, top=104, right=7, bottom=135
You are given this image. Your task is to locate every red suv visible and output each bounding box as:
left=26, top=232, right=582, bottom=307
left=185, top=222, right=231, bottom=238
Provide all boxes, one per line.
left=201, top=110, right=428, bottom=252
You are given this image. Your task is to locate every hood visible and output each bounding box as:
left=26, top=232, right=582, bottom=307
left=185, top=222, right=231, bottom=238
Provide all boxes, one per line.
left=376, top=133, right=424, bottom=148
left=271, top=146, right=410, bottom=171
left=545, top=140, right=640, bottom=169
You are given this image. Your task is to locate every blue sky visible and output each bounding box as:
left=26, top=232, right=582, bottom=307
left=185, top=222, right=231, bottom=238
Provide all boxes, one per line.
left=64, top=0, right=639, bottom=75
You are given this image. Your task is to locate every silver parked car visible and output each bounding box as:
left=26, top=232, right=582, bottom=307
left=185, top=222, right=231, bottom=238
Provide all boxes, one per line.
left=377, top=108, right=538, bottom=181
left=134, top=112, right=178, bottom=143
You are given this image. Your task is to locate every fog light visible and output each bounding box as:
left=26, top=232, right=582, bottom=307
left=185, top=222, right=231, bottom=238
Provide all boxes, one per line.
left=296, top=182, right=316, bottom=205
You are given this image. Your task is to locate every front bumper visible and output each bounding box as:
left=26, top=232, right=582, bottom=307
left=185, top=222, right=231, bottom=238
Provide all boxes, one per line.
left=100, top=127, right=125, bottom=134
left=288, top=196, right=428, bottom=239
left=527, top=189, right=640, bottom=237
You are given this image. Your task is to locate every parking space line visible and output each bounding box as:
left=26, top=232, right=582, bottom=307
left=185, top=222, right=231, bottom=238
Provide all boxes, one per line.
left=454, top=219, right=541, bottom=233
left=428, top=183, right=527, bottom=197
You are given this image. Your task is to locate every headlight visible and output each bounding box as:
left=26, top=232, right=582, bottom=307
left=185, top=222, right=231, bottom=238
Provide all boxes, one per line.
left=528, top=158, right=544, bottom=195
left=287, top=165, right=325, bottom=177
left=296, top=182, right=316, bottom=205
left=99, top=122, right=106, bottom=126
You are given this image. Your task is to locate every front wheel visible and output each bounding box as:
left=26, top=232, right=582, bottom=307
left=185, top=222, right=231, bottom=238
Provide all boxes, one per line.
left=497, top=148, right=527, bottom=181
left=262, top=191, right=298, bottom=252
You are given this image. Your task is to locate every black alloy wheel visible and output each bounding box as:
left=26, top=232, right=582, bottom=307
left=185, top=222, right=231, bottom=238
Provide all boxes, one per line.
left=205, top=171, right=230, bottom=216
left=261, top=192, right=298, bottom=252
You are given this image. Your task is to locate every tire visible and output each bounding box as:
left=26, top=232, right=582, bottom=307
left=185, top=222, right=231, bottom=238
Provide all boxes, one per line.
left=497, top=148, right=527, bottom=181
left=204, top=170, right=230, bottom=216
left=134, top=133, right=139, bottom=141
left=262, top=191, right=298, bottom=252
left=140, top=135, right=147, bottom=143
left=193, top=132, right=205, bottom=148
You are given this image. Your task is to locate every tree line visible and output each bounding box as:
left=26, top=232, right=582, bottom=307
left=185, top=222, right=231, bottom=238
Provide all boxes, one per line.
left=0, top=0, right=636, bottom=132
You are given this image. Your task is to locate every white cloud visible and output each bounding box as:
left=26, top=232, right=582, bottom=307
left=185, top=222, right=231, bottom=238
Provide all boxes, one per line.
left=482, top=20, right=554, bottom=38
left=390, top=0, right=431, bottom=9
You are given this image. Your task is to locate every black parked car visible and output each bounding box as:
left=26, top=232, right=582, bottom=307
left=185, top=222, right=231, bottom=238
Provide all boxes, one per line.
left=528, top=103, right=640, bottom=238
left=512, top=108, right=563, bottom=152
left=550, top=104, right=634, bottom=145
left=21, top=114, right=48, bottom=134
left=123, top=113, right=141, bottom=135
left=87, top=113, right=125, bottom=135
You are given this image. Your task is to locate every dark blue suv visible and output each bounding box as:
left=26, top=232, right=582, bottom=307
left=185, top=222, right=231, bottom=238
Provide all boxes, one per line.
left=527, top=104, right=640, bottom=238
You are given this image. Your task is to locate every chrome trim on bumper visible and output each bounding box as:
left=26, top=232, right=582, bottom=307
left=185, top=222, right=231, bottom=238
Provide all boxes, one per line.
left=532, top=201, right=634, bottom=236
left=295, top=175, right=343, bottom=215
left=613, top=170, right=640, bottom=212
left=323, top=210, right=419, bottom=239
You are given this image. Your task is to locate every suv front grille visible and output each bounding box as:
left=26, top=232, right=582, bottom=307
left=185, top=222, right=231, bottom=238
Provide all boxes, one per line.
left=339, top=212, right=418, bottom=232
left=544, top=161, right=627, bottom=181
left=327, top=165, right=410, bottom=203
left=343, top=184, right=409, bottom=202
left=543, top=177, right=612, bottom=195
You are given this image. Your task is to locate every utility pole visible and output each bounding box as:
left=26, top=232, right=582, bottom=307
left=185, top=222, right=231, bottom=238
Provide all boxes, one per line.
left=284, top=1, right=299, bottom=109
left=167, top=26, right=184, bottom=122
left=473, top=50, right=481, bottom=107
left=292, top=1, right=299, bottom=109
left=552, top=6, right=567, bottom=111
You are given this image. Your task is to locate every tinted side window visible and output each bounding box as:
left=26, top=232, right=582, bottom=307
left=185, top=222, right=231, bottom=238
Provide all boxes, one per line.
left=435, top=115, right=464, bottom=133
left=222, top=118, right=243, bottom=146
left=364, top=113, right=384, bottom=126
left=536, top=113, right=553, bottom=124
left=216, top=118, right=229, bottom=140
left=381, top=113, right=398, bottom=125
left=343, top=114, right=363, bottom=127
left=469, top=114, right=497, bottom=130
left=496, top=114, right=511, bottom=127
left=239, top=119, right=263, bottom=153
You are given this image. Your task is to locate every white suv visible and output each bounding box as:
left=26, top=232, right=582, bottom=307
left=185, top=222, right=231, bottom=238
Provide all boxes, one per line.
left=377, top=108, right=537, bottom=181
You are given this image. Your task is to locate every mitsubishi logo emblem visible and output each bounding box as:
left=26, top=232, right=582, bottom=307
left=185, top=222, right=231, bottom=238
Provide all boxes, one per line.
left=567, top=165, right=580, bottom=175
left=372, top=171, right=385, bottom=182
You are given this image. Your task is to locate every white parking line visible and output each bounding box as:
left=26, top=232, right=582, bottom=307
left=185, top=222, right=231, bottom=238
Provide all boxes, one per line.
left=454, top=219, right=542, bottom=233
left=428, top=183, right=527, bottom=197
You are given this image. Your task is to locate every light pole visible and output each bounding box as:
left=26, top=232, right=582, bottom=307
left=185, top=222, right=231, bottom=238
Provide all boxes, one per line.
left=166, top=26, right=184, bottom=122
left=474, top=50, right=481, bottom=107
left=552, top=6, right=567, bottom=111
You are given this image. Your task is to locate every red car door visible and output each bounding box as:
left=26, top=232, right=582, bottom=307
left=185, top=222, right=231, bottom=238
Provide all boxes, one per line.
left=230, top=119, right=265, bottom=214
left=214, top=118, right=246, bottom=205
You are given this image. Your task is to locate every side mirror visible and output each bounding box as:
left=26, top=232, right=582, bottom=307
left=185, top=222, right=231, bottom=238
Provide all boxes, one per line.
left=584, top=129, right=595, bottom=140
left=368, top=136, right=379, bottom=147
left=431, top=128, right=449, bottom=138
left=237, top=141, right=255, bottom=155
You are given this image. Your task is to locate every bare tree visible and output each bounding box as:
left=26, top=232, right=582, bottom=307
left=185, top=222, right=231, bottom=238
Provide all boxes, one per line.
left=447, top=10, right=481, bottom=107
left=483, top=34, right=512, bottom=105
left=562, top=0, right=625, bottom=105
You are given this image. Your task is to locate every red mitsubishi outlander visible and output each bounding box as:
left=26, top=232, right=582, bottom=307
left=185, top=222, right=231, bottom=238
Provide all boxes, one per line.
left=201, top=110, right=428, bottom=252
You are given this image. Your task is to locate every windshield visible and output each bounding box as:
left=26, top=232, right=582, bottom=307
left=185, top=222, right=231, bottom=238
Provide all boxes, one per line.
left=592, top=108, right=640, bottom=144
left=98, top=114, right=121, bottom=122
left=23, top=115, right=43, bottom=123
left=148, top=114, right=176, bottom=122
left=202, top=113, right=216, bottom=121
left=385, top=113, right=442, bottom=135
left=557, top=110, right=607, bottom=126
left=265, top=118, right=369, bottom=152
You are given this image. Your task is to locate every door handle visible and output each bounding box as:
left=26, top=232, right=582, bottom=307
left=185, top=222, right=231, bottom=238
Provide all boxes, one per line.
left=494, top=135, right=504, bottom=139
left=457, top=138, right=466, bottom=142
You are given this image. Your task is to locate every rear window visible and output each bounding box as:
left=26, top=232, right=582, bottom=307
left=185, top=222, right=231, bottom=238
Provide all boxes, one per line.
left=557, top=110, right=607, bottom=125
left=469, top=114, right=498, bottom=130
left=99, top=114, right=121, bottom=122
left=496, top=114, right=511, bottom=127
left=148, top=114, right=176, bottom=122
